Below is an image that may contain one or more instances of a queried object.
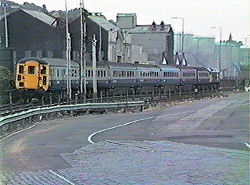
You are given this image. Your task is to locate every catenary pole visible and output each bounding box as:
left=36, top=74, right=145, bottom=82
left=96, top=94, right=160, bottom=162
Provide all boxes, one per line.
left=80, top=0, right=84, bottom=93
left=92, top=35, right=98, bottom=98
left=65, top=0, right=72, bottom=100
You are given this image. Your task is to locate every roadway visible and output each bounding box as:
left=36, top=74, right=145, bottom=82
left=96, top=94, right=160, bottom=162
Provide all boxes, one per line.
left=0, top=92, right=249, bottom=184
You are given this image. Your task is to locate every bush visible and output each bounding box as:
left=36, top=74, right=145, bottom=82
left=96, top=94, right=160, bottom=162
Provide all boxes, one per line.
left=0, top=66, right=14, bottom=105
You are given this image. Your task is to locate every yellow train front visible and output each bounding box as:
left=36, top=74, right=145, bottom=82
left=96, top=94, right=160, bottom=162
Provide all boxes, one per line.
left=16, top=58, right=79, bottom=92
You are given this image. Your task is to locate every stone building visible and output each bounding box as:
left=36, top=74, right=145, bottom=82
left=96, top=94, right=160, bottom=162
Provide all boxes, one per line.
left=116, top=13, right=174, bottom=65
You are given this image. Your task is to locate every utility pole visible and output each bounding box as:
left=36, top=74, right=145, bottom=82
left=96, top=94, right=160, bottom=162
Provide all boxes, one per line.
left=80, top=0, right=84, bottom=94
left=98, top=26, right=102, bottom=61
left=65, top=0, right=72, bottom=100
left=211, top=26, right=222, bottom=76
left=79, top=0, right=87, bottom=98
left=92, top=35, right=98, bottom=99
left=1, top=2, right=9, bottom=48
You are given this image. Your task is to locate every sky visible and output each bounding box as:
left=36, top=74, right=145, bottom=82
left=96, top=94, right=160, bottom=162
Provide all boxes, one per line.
left=12, top=0, right=250, bottom=43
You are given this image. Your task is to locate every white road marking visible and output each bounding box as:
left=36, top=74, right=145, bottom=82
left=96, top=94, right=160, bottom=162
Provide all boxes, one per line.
left=0, top=125, right=36, bottom=142
left=88, top=110, right=196, bottom=144
left=49, top=170, right=75, bottom=185
left=88, top=117, right=155, bottom=144
left=244, top=143, right=250, bottom=149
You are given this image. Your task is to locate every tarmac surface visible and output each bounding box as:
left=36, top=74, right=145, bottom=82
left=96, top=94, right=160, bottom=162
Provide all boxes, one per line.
left=0, top=92, right=249, bottom=184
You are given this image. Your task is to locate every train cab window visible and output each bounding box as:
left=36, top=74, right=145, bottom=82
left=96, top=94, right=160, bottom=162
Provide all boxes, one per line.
left=28, top=66, right=35, bottom=74
left=19, top=65, right=24, bottom=74
left=41, top=66, right=47, bottom=75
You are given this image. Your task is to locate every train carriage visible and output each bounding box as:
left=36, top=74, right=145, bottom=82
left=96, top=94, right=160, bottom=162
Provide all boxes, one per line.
left=158, top=65, right=180, bottom=87
left=137, top=64, right=161, bottom=88
left=85, top=61, right=110, bottom=90
left=108, top=62, right=137, bottom=89
left=16, top=58, right=79, bottom=91
left=193, top=67, right=210, bottom=85
left=177, top=66, right=197, bottom=86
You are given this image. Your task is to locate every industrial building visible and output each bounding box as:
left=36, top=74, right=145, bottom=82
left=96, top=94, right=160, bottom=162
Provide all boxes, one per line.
left=0, top=9, right=64, bottom=62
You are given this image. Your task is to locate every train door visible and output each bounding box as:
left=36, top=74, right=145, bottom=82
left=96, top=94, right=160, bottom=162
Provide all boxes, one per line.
left=16, top=63, right=25, bottom=89
left=39, top=64, right=50, bottom=91
left=24, top=61, right=40, bottom=89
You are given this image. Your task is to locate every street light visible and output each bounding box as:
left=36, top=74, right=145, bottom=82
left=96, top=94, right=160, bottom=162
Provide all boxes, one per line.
left=211, top=26, right=222, bottom=74
left=171, top=17, right=184, bottom=54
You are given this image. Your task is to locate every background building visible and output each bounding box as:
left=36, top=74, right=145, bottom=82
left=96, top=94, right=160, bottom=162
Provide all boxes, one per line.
left=116, top=13, right=174, bottom=65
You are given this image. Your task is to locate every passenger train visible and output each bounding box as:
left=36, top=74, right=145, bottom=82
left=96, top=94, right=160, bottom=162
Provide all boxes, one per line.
left=15, top=57, right=220, bottom=94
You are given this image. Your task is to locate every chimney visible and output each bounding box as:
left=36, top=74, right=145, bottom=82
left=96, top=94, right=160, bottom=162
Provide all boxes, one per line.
left=160, top=21, right=165, bottom=30
left=152, top=21, right=156, bottom=30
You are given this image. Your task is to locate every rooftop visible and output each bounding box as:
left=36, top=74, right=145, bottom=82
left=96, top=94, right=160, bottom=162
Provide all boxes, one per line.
left=89, top=15, right=120, bottom=31
left=0, top=9, right=56, bottom=26
left=124, top=24, right=172, bottom=34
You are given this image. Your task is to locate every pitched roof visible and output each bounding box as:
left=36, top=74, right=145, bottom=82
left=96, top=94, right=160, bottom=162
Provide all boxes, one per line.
left=0, top=9, right=56, bottom=26
left=89, top=15, right=120, bottom=31
left=22, top=9, right=56, bottom=26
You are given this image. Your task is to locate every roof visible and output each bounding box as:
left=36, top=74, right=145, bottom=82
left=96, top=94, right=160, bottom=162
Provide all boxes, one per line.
left=22, top=9, right=56, bottom=26
left=158, top=65, right=180, bottom=71
left=117, top=13, right=137, bottom=17
left=124, top=25, right=172, bottom=34
left=89, top=15, right=120, bottom=31
left=0, top=9, right=56, bottom=26
left=18, top=58, right=79, bottom=67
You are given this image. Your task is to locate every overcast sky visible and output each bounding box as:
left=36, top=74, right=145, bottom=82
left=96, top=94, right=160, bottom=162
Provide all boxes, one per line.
left=13, top=0, right=250, bottom=43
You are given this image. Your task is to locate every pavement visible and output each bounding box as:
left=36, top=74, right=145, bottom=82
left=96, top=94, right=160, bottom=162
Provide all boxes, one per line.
left=0, top=92, right=249, bottom=184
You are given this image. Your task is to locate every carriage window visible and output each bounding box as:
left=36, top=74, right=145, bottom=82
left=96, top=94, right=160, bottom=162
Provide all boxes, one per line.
left=28, top=66, right=35, bottom=74
left=19, top=65, right=24, bottom=74
left=98, top=70, right=100, bottom=77
left=57, top=69, right=60, bottom=77
left=62, top=69, right=66, bottom=77
left=41, top=66, right=47, bottom=75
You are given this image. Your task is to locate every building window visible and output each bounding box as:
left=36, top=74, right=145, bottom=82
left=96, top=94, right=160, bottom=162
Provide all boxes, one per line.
left=47, top=51, right=54, bottom=58
left=25, top=51, right=32, bottom=58
left=36, top=51, right=43, bottom=58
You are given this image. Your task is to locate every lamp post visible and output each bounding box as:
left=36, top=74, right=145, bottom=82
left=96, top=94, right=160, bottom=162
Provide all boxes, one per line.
left=171, top=17, right=184, bottom=54
left=211, top=26, right=222, bottom=74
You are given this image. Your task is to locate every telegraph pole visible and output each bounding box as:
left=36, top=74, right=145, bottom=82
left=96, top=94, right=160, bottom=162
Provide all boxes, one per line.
left=80, top=0, right=84, bottom=94
left=65, top=0, right=72, bottom=100
left=79, top=0, right=87, bottom=98
left=1, top=2, right=9, bottom=48
left=92, top=35, right=98, bottom=99
left=98, top=26, right=102, bottom=61
left=211, top=26, right=222, bottom=76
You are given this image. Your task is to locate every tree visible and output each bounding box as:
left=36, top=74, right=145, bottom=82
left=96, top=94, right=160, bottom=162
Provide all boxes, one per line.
left=0, top=66, right=14, bottom=105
